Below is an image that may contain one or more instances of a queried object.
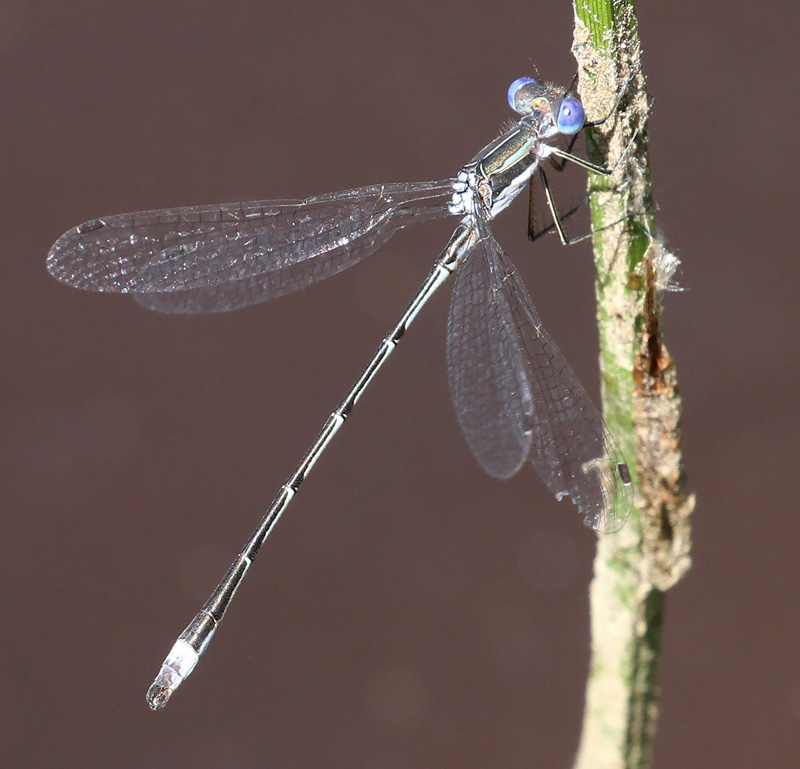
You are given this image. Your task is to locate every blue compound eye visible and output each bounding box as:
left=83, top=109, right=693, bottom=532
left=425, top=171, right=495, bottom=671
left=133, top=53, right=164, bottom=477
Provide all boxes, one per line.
left=557, top=97, right=585, bottom=135
left=507, top=77, right=537, bottom=112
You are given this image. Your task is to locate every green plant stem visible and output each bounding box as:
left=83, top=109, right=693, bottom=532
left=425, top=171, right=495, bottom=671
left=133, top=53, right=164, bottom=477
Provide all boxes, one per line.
left=569, top=2, right=694, bottom=768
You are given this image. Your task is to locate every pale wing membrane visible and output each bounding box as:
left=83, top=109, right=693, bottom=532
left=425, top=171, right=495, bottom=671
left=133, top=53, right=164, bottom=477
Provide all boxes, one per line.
left=46, top=181, right=457, bottom=297
left=446, top=235, right=534, bottom=480
left=489, top=233, right=631, bottom=532
left=134, top=244, right=379, bottom=313
left=133, top=196, right=449, bottom=313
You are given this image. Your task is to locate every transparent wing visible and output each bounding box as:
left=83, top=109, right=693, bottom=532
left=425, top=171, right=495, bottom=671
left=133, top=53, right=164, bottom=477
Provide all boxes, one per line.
left=47, top=180, right=457, bottom=310
left=451, top=221, right=631, bottom=532
left=446, top=232, right=534, bottom=479
left=132, top=248, right=378, bottom=314
left=495, top=230, right=631, bottom=532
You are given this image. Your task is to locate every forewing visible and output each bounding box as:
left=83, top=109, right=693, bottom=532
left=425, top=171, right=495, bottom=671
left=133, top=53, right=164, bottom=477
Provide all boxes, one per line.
left=133, top=244, right=376, bottom=313
left=47, top=181, right=456, bottom=302
left=446, top=232, right=534, bottom=479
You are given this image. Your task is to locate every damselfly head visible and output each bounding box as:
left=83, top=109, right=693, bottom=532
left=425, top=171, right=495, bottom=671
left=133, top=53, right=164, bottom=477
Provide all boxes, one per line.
left=507, top=78, right=586, bottom=136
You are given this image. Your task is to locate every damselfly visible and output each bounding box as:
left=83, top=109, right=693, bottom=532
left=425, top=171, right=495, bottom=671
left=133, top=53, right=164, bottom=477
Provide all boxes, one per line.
left=47, top=75, right=634, bottom=710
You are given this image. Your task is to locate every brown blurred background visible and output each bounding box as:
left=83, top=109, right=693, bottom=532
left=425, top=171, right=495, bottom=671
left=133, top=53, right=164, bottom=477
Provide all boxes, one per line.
left=2, top=1, right=798, bottom=767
